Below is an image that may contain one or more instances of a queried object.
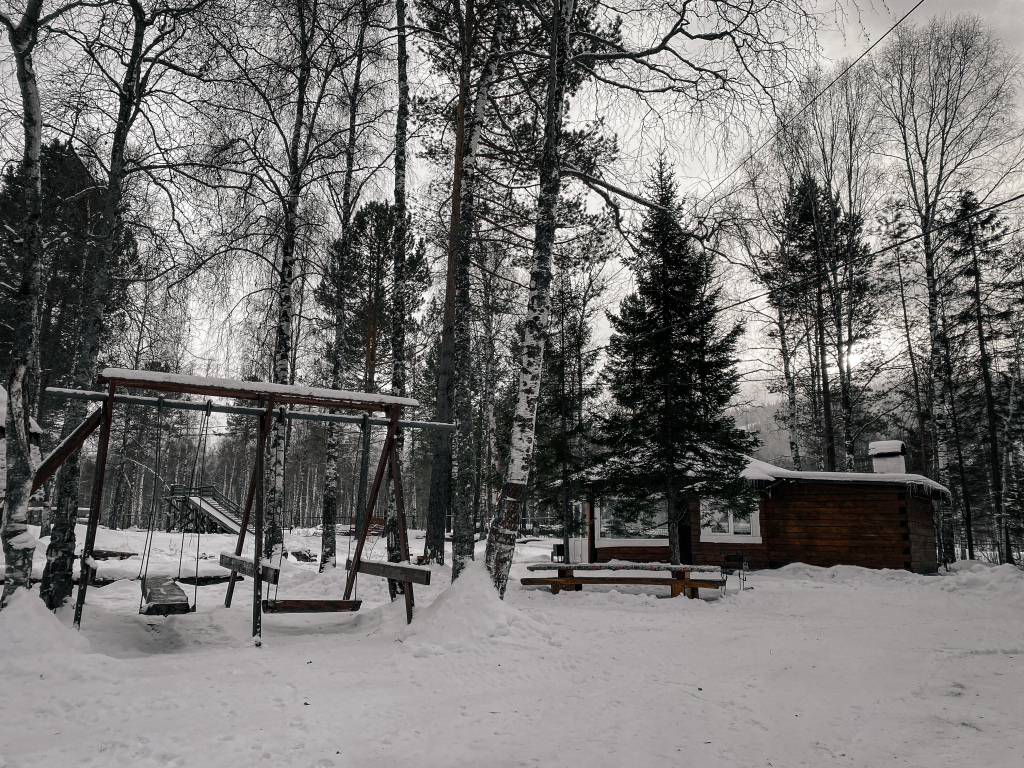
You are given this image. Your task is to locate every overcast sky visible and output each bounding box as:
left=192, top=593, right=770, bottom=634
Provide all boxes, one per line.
left=824, top=0, right=1024, bottom=59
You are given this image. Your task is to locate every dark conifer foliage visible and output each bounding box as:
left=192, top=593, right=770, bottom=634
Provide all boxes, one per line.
left=602, top=159, right=758, bottom=564
left=0, top=140, right=137, bottom=417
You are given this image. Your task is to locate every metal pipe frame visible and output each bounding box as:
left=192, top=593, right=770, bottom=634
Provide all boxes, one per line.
left=45, top=388, right=455, bottom=431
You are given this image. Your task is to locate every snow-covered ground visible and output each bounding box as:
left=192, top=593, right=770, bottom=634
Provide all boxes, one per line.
left=2, top=527, right=1023, bottom=767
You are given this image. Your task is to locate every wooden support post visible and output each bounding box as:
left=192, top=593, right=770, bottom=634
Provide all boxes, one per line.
left=343, top=409, right=400, bottom=601
left=252, top=397, right=275, bottom=645
left=225, top=395, right=273, bottom=608
left=73, top=383, right=115, bottom=629
left=389, top=432, right=415, bottom=624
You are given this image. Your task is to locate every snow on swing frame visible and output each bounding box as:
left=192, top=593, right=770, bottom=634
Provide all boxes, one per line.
left=37, top=368, right=440, bottom=644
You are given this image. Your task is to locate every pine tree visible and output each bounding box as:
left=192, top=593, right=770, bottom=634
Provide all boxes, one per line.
left=602, top=159, right=757, bottom=564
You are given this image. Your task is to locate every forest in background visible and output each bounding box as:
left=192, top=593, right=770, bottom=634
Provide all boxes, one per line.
left=3, top=1, right=1024, bottom=607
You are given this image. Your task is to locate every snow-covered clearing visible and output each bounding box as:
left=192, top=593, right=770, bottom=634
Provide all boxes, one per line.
left=1, top=527, right=1023, bottom=767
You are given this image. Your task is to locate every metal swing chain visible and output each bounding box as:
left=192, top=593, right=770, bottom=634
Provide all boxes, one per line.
left=272, top=405, right=288, bottom=604
left=176, top=403, right=211, bottom=612
left=177, top=407, right=208, bottom=579
left=191, top=401, right=213, bottom=610
left=138, top=398, right=165, bottom=612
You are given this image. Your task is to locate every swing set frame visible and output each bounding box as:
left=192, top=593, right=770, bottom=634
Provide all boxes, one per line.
left=35, top=368, right=439, bottom=641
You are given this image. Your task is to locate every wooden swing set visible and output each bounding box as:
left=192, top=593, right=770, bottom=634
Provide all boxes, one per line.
left=35, top=368, right=438, bottom=643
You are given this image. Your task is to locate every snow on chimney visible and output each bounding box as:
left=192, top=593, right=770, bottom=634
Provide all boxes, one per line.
left=869, top=440, right=906, bottom=474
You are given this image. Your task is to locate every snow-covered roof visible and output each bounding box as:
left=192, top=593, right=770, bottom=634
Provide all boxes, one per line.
left=98, top=369, right=419, bottom=410
left=0, top=385, right=44, bottom=434
left=741, top=457, right=950, bottom=501
left=868, top=440, right=906, bottom=457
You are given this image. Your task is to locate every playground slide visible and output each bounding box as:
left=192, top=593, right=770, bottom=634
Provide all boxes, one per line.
left=187, top=496, right=244, bottom=535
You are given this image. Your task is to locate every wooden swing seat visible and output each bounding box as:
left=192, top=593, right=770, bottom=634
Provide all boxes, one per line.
left=261, top=599, right=362, bottom=613
left=141, top=576, right=191, bottom=616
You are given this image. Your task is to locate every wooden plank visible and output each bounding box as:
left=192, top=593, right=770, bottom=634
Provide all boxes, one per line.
left=262, top=599, right=362, bottom=613
left=31, top=407, right=102, bottom=493
left=91, top=549, right=137, bottom=560
left=527, top=563, right=720, bottom=572
left=141, top=576, right=191, bottom=616
left=520, top=576, right=721, bottom=587
left=219, top=552, right=280, bottom=585
left=357, top=559, right=431, bottom=585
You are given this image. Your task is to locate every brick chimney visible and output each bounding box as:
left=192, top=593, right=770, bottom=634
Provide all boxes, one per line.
left=868, top=440, right=906, bottom=474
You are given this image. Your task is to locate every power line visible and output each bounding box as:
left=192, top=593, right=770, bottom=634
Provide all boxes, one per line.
left=586, top=3, right=928, bottom=300
left=590, top=190, right=1024, bottom=354
left=695, top=0, right=927, bottom=209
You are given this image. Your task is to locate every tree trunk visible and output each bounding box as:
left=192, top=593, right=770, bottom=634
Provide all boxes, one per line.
left=2, top=3, right=47, bottom=606
left=425, top=0, right=477, bottom=565
left=776, top=302, right=801, bottom=470
left=815, top=278, right=837, bottom=471
left=451, top=0, right=510, bottom=580
left=264, top=0, right=313, bottom=559
left=319, top=6, right=368, bottom=569
left=485, top=0, right=575, bottom=597
left=923, top=223, right=955, bottom=564
left=39, top=5, right=153, bottom=605
left=386, top=0, right=410, bottom=596
left=967, top=223, right=1006, bottom=563
left=666, top=474, right=681, bottom=565
left=894, top=245, right=930, bottom=474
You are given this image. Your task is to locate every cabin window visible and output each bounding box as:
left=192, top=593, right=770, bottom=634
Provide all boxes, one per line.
left=595, top=499, right=669, bottom=540
left=700, top=499, right=761, bottom=543
left=709, top=508, right=730, bottom=534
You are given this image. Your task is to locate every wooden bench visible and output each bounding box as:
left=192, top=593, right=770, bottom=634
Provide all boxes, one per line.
left=521, top=564, right=726, bottom=599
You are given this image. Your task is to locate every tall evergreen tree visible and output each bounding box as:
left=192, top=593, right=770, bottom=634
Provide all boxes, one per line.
left=602, top=159, right=757, bottom=564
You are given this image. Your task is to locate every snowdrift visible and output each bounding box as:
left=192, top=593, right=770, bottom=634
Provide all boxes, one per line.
left=0, top=590, right=89, bottom=676
left=397, top=561, right=555, bottom=657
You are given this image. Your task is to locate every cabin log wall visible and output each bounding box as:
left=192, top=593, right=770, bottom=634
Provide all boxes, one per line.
left=590, top=481, right=939, bottom=574
left=691, top=483, right=937, bottom=573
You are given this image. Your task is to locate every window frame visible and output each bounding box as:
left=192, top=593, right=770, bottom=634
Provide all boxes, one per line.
left=699, top=499, right=762, bottom=544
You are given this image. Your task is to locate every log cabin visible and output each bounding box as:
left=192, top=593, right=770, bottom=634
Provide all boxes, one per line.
left=579, top=441, right=947, bottom=574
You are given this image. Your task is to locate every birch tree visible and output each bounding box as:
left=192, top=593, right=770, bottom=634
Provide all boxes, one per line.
left=874, top=14, right=1024, bottom=564
left=485, top=0, right=822, bottom=595
left=204, top=0, right=384, bottom=559
left=0, top=1, right=53, bottom=603
left=38, top=0, right=205, bottom=608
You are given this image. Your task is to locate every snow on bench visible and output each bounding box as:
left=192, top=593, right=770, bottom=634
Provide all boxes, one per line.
left=522, top=563, right=725, bottom=598
left=526, top=563, right=723, bottom=572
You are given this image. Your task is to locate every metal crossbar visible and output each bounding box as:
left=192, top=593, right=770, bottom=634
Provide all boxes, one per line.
left=46, top=388, right=454, bottom=431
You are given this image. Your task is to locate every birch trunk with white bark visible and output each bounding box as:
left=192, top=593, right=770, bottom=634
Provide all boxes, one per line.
left=2, top=2, right=47, bottom=605
left=485, top=0, right=575, bottom=597
left=320, top=8, right=368, bottom=570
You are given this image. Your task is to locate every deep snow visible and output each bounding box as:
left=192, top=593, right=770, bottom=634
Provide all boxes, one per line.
left=1, top=527, right=1022, bottom=767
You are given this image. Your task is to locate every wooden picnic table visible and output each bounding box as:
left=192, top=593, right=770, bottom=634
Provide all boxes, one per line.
left=521, top=563, right=725, bottom=598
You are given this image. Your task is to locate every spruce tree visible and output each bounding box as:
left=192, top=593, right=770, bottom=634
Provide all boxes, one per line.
left=602, top=159, right=757, bottom=564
